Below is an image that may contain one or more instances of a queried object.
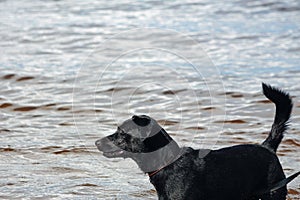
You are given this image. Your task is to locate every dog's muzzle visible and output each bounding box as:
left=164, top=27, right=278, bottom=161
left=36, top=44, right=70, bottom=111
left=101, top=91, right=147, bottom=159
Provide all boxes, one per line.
left=95, top=138, right=125, bottom=158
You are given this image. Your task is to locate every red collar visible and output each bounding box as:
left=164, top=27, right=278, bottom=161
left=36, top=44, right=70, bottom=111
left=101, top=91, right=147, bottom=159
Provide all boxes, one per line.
left=147, top=153, right=182, bottom=177
left=148, top=166, right=165, bottom=177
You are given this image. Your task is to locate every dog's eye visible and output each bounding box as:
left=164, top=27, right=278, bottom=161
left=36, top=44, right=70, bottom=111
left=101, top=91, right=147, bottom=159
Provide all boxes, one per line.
left=117, top=127, right=126, bottom=136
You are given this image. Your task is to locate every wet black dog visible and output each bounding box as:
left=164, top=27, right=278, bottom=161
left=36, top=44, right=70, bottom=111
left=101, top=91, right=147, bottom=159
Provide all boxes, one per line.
left=96, top=83, right=299, bottom=200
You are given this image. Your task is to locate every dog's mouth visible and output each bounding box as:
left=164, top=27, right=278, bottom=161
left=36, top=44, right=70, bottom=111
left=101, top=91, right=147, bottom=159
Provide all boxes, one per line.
left=96, top=138, right=125, bottom=158
left=102, top=150, right=125, bottom=158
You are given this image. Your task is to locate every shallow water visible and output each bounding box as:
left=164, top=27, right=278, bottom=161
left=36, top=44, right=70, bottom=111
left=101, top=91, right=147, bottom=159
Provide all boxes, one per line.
left=0, top=0, right=300, bottom=199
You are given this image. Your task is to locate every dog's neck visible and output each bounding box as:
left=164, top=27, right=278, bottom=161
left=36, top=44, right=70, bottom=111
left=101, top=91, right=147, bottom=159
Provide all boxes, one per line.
left=147, top=141, right=183, bottom=177
left=132, top=140, right=182, bottom=174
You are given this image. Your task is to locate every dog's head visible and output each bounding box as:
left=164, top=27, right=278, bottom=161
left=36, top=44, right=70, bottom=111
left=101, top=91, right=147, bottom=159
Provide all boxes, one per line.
left=95, top=115, right=174, bottom=159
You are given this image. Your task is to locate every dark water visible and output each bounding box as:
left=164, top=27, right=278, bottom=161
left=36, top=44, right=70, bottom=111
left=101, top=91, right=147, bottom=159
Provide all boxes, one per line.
left=0, top=0, right=300, bottom=199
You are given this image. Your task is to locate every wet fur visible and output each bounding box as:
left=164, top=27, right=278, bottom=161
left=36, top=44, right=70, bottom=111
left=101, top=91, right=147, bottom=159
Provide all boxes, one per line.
left=96, top=83, right=298, bottom=200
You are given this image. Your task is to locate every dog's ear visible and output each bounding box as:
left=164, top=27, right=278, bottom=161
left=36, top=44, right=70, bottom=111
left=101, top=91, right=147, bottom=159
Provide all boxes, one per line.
left=132, top=115, right=155, bottom=138
left=132, top=115, right=151, bottom=127
left=127, top=115, right=164, bottom=139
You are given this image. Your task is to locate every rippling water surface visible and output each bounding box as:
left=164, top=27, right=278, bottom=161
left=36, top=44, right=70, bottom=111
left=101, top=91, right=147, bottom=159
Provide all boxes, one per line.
left=0, top=0, right=300, bottom=199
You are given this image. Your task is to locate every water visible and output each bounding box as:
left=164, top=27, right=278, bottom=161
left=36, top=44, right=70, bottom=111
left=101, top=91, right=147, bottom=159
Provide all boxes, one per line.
left=0, top=0, right=300, bottom=199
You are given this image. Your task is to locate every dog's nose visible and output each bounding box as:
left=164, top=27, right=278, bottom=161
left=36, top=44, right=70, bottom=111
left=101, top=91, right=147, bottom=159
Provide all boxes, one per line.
left=132, top=115, right=138, bottom=120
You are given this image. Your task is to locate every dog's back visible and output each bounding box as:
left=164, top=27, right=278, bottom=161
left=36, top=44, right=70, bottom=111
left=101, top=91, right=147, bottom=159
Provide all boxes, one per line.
left=150, top=144, right=286, bottom=199
left=198, top=144, right=286, bottom=199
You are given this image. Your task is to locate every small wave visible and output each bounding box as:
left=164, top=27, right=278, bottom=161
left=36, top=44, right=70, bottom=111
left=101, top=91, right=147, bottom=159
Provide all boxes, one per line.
left=16, top=76, right=35, bottom=82
left=215, top=119, right=247, bottom=124
left=0, top=103, right=13, bottom=108
left=14, top=106, right=38, bottom=111
left=201, top=106, right=216, bottom=110
left=162, top=89, right=186, bottom=95
left=2, top=74, right=15, bottom=79
left=157, top=119, right=179, bottom=126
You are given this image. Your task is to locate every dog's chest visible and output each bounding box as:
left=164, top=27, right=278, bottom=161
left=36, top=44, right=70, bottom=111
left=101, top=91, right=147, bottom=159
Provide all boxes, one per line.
left=155, top=170, right=202, bottom=200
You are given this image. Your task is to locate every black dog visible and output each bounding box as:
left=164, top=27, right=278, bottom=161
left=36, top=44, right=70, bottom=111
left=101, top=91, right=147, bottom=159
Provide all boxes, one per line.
left=96, top=83, right=299, bottom=200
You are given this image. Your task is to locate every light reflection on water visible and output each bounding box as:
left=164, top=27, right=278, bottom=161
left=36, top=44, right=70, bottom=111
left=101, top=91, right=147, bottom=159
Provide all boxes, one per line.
left=0, top=0, right=299, bottom=199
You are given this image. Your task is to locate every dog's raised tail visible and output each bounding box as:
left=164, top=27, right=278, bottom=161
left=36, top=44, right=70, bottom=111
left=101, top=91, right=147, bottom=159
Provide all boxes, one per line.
left=262, top=83, right=293, bottom=152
